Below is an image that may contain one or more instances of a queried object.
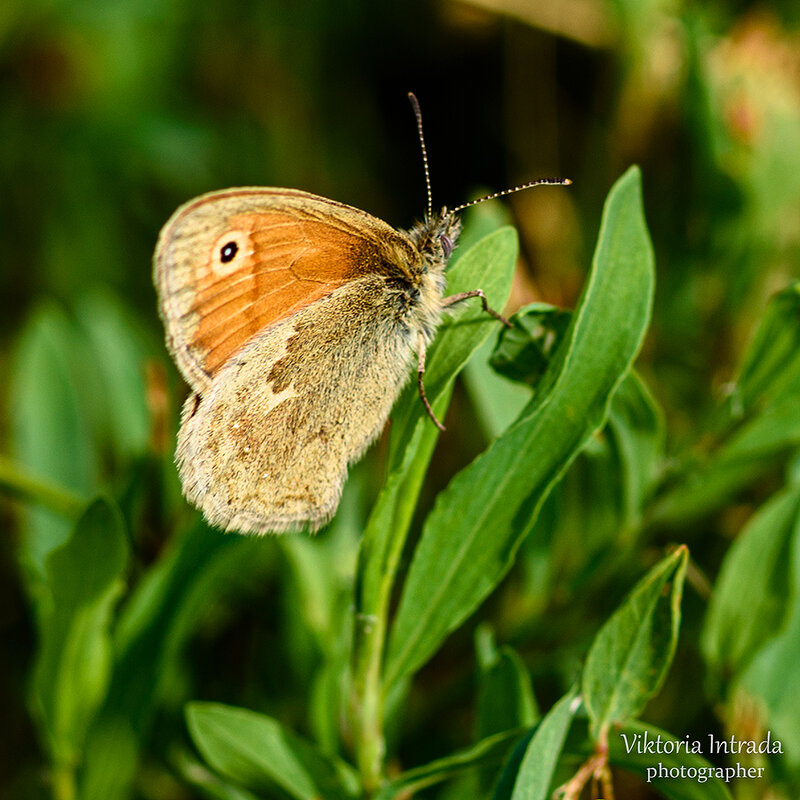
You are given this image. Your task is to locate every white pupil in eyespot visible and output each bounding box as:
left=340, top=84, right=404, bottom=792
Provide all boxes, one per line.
left=220, top=241, right=238, bottom=263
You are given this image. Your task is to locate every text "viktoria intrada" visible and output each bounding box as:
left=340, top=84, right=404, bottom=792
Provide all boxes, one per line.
left=621, top=730, right=783, bottom=755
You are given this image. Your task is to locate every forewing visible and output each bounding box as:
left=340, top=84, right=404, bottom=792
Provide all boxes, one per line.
left=154, top=188, right=419, bottom=392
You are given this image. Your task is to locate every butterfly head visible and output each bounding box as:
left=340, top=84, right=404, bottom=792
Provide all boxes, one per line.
left=406, top=209, right=462, bottom=275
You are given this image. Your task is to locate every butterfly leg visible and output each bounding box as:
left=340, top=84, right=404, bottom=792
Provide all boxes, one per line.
left=441, top=289, right=512, bottom=328
left=417, top=332, right=446, bottom=432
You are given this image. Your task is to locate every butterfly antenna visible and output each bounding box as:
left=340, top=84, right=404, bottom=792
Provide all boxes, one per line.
left=450, top=177, right=572, bottom=215
left=408, top=92, right=433, bottom=219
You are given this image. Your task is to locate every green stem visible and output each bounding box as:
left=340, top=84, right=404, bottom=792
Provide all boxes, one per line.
left=351, top=408, right=444, bottom=795
left=0, top=456, right=84, bottom=518
left=352, top=472, right=425, bottom=793
left=52, top=762, right=77, bottom=800
left=353, top=600, right=389, bottom=793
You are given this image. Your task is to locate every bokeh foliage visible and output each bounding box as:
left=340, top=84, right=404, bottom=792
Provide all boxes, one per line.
left=2, top=0, right=800, bottom=799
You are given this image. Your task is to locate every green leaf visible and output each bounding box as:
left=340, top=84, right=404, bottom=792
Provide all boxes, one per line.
left=730, top=281, right=800, bottom=417
left=715, top=393, right=800, bottom=463
left=583, top=547, right=689, bottom=735
left=186, top=702, right=360, bottom=800
left=462, top=334, right=534, bottom=441
left=514, top=369, right=662, bottom=624
left=32, top=497, right=128, bottom=765
left=75, top=291, right=154, bottom=460
left=375, top=729, right=523, bottom=800
left=486, top=305, right=662, bottom=585
left=173, top=748, right=264, bottom=800
left=9, top=305, right=97, bottom=586
left=475, top=626, right=538, bottom=740
left=527, top=371, right=663, bottom=606
left=608, top=721, right=734, bottom=800
left=702, top=485, right=800, bottom=683
left=489, top=303, right=572, bottom=387
left=607, top=371, right=664, bottom=530
left=737, top=490, right=800, bottom=766
left=505, top=687, right=579, bottom=800
left=80, top=523, right=276, bottom=800
left=385, top=166, right=655, bottom=690
left=462, top=303, right=569, bottom=441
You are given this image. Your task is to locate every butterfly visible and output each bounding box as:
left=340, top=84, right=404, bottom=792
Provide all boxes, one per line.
left=154, top=93, right=569, bottom=534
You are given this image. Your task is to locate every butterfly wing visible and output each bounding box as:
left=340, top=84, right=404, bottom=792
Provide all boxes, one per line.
left=154, top=187, right=429, bottom=533
left=176, top=275, right=417, bottom=533
left=154, top=187, right=421, bottom=393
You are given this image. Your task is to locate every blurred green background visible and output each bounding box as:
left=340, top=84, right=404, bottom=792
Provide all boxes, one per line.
left=2, top=0, right=800, bottom=798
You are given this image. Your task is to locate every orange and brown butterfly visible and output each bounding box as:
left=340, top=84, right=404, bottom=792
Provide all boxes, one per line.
left=154, top=93, right=569, bottom=535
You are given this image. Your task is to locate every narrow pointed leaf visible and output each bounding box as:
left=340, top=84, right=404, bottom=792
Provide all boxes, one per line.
left=583, top=547, right=689, bottom=734
left=506, top=687, right=579, bottom=800
left=386, top=166, right=655, bottom=690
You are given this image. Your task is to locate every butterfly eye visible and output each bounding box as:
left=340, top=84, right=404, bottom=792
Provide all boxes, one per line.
left=441, top=234, right=453, bottom=258
left=220, top=241, right=238, bottom=263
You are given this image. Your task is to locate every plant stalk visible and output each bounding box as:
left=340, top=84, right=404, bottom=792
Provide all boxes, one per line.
left=52, top=762, right=77, bottom=800
left=351, top=415, right=443, bottom=795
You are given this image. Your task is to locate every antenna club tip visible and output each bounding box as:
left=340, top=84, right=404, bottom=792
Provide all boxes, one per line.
left=563, top=178, right=573, bottom=185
